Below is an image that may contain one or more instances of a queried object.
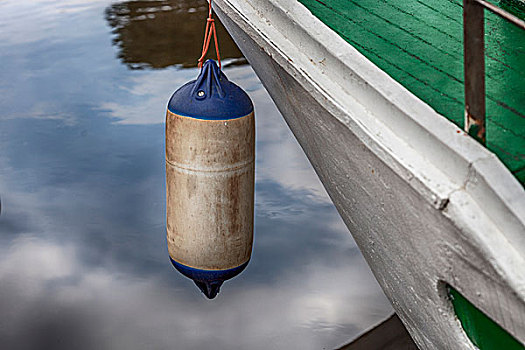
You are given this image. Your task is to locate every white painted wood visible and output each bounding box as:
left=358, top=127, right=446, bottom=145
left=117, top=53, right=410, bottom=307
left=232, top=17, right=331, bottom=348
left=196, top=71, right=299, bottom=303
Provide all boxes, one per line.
left=212, top=0, right=525, bottom=348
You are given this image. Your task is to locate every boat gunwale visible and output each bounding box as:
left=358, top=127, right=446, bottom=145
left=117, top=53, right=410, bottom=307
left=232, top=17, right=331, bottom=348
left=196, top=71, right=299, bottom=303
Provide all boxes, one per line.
left=213, top=0, right=525, bottom=346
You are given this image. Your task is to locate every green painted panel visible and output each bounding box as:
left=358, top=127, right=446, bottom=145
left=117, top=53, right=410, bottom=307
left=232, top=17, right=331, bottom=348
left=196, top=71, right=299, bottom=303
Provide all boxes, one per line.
left=448, top=286, right=525, bottom=349
left=298, top=0, right=525, bottom=185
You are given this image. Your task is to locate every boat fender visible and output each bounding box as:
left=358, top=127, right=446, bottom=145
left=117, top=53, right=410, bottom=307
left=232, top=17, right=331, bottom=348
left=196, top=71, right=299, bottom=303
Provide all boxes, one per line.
left=165, top=59, right=255, bottom=299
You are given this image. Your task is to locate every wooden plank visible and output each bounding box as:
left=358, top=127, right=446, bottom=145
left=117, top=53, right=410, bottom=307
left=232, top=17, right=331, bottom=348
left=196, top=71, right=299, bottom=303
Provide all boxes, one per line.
left=298, top=0, right=525, bottom=184
left=337, top=314, right=418, bottom=350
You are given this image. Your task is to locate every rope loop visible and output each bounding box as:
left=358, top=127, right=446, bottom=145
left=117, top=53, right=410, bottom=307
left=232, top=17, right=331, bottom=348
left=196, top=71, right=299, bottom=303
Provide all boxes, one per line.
left=197, top=0, right=221, bottom=69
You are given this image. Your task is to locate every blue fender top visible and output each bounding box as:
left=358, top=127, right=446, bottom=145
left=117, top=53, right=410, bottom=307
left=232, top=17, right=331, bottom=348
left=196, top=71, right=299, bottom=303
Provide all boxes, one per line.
left=167, top=59, right=253, bottom=120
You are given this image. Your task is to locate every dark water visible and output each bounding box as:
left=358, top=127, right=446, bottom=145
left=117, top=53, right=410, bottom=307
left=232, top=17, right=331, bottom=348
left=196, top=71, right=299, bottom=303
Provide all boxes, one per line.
left=0, top=1, right=391, bottom=349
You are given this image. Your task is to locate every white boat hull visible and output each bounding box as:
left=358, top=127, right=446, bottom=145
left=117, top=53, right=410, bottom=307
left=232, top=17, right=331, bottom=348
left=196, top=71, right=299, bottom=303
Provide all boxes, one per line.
left=213, top=0, right=525, bottom=348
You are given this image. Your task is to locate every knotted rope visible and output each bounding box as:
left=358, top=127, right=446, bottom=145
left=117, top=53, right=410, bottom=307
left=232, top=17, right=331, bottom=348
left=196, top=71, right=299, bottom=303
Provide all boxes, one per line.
left=197, top=0, right=221, bottom=69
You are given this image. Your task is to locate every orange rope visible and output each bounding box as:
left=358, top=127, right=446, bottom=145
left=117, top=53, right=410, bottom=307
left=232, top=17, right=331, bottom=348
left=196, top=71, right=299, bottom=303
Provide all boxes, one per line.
left=197, top=0, right=221, bottom=69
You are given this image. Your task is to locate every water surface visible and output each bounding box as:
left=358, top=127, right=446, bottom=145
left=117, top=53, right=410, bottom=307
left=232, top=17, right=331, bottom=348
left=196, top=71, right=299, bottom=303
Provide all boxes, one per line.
left=0, top=1, right=392, bottom=349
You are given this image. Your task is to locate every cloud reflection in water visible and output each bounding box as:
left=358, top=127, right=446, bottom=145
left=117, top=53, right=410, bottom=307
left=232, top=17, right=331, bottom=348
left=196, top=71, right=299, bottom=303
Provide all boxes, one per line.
left=0, top=0, right=392, bottom=348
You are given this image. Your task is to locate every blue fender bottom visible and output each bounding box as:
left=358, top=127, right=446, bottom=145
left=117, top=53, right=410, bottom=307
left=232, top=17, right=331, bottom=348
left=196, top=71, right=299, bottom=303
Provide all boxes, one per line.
left=170, top=258, right=249, bottom=299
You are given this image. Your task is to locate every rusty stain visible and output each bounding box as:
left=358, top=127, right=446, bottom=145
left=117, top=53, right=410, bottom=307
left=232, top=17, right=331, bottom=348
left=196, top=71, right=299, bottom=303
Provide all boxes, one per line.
left=460, top=0, right=525, bottom=146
